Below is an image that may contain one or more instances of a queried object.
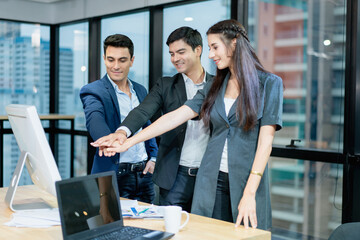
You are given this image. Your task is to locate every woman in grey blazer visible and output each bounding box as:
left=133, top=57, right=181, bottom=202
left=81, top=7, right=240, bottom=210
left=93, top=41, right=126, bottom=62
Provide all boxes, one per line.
left=100, top=19, right=283, bottom=230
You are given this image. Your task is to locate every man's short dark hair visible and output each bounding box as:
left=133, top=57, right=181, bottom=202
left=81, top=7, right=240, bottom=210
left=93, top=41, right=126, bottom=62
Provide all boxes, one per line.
left=166, top=27, right=202, bottom=51
left=103, top=34, right=134, bottom=58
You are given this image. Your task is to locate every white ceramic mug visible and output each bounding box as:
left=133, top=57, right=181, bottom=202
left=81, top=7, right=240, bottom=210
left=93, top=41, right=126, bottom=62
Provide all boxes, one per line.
left=163, top=206, right=189, bottom=234
left=86, top=215, right=104, bottom=229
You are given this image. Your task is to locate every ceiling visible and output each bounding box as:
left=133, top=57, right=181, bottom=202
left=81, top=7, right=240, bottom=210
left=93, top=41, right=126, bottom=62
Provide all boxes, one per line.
left=1, top=0, right=180, bottom=24
left=24, top=0, right=65, bottom=3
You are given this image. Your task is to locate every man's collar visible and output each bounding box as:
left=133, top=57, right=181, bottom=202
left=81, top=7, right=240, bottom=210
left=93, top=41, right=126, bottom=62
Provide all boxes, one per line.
left=182, top=68, right=207, bottom=85
left=107, top=74, right=134, bottom=93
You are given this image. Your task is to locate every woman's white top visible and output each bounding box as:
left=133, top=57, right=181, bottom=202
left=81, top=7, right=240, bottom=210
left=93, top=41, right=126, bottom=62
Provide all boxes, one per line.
left=219, top=97, right=236, bottom=173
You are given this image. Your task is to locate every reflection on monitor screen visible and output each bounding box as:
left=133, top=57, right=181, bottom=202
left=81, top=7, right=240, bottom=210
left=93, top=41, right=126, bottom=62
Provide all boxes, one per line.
left=4, top=104, right=61, bottom=211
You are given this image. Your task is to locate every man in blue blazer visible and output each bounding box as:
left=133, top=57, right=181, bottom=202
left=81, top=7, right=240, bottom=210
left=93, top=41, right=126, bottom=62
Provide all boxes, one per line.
left=80, top=34, right=158, bottom=203
left=93, top=28, right=213, bottom=212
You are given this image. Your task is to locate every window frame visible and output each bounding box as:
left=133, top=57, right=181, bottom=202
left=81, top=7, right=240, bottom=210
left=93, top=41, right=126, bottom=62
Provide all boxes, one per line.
left=0, top=0, right=359, bottom=225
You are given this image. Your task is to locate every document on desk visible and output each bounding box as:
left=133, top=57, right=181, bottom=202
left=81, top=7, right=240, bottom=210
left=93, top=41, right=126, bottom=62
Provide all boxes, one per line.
left=4, top=208, right=60, bottom=228
left=121, top=200, right=163, bottom=219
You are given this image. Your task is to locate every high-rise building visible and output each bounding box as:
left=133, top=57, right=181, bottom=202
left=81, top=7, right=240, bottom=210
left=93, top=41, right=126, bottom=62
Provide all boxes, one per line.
left=0, top=32, right=74, bottom=185
left=249, top=1, right=344, bottom=238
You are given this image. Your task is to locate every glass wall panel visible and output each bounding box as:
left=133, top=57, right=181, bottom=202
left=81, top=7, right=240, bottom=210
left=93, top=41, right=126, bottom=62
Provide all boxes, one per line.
left=59, top=22, right=89, bottom=178
left=162, top=0, right=231, bottom=76
left=269, top=157, right=342, bottom=239
left=101, top=11, right=150, bottom=89
left=56, top=134, right=88, bottom=179
left=74, top=135, right=88, bottom=177
left=0, top=20, right=50, bottom=186
left=248, top=0, right=346, bottom=151
left=58, top=134, right=70, bottom=179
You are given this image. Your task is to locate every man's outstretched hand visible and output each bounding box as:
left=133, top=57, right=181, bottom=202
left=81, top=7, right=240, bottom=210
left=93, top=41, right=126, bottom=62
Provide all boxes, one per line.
left=91, top=130, right=128, bottom=156
left=99, top=140, right=130, bottom=157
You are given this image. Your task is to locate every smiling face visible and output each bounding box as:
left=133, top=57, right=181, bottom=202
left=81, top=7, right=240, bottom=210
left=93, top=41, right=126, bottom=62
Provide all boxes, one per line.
left=207, top=33, right=234, bottom=70
left=168, top=39, right=201, bottom=75
left=103, top=46, right=134, bottom=83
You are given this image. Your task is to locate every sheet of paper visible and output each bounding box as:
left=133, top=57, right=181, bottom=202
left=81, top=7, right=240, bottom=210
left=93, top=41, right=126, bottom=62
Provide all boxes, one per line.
left=120, top=200, right=163, bottom=219
left=4, top=208, right=60, bottom=228
left=120, top=199, right=138, bottom=208
left=132, top=205, right=164, bottom=219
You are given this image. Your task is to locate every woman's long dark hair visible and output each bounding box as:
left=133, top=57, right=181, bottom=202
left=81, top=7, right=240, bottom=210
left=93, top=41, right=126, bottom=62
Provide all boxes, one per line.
left=200, top=19, right=268, bottom=131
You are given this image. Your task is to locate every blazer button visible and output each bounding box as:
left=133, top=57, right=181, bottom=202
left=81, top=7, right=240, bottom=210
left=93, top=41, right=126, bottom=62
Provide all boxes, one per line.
left=226, top=123, right=229, bottom=128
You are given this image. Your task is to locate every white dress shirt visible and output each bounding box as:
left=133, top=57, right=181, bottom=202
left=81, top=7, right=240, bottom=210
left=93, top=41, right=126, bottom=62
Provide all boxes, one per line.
left=118, top=72, right=210, bottom=166
left=219, top=97, right=236, bottom=173
left=179, top=72, right=210, bottom=168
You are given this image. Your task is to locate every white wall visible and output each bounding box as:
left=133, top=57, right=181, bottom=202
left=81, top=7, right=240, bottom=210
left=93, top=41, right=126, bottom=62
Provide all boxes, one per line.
left=0, top=0, right=182, bottom=24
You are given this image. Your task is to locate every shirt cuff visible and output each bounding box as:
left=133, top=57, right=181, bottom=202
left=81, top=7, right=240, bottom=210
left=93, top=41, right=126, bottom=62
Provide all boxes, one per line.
left=116, top=126, right=132, bottom=137
left=149, top=157, right=156, bottom=162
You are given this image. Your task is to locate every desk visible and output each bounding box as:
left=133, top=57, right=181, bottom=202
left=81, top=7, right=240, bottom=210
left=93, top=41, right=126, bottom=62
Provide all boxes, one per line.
left=0, top=185, right=271, bottom=239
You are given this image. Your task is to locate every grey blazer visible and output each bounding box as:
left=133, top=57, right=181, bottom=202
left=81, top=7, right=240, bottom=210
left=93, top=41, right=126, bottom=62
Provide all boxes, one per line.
left=121, top=72, right=214, bottom=190
left=185, top=71, right=283, bottom=230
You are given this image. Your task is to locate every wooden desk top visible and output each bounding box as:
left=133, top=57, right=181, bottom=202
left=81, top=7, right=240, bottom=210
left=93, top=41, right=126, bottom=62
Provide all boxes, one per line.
left=0, top=185, right=60, bottom=239
left=0, top=115, right=75, bottom=121
left=0, top=185, right=270, bottom=240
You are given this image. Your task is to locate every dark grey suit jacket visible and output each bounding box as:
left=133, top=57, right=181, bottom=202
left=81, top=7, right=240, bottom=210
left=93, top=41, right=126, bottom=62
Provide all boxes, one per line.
left=185, top=71, right=283, bottom=229
left=120, top=72, right=213, bottom=190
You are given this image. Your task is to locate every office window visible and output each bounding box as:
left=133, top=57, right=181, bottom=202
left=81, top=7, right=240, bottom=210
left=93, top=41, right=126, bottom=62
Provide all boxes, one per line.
left=0, top=20, right=50, bottom=114
left=249, top=0, right=346, bottom=239
left=162, top=0, right=231, bottom=76
left=248, top=0, right=346, bottom=152
left=0, top=20, right=50, bottom=186
left=269, top=157, right=342, bottom=239
left=59, top=22, right=89, bottom=178
left=101, top=11, right=150, bottom=89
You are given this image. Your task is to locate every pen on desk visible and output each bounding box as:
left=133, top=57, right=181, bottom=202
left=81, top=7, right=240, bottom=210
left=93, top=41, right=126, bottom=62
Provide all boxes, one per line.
left=138, top=208, right=150, bottom=214
left=131, top=207, right=139, bottom=216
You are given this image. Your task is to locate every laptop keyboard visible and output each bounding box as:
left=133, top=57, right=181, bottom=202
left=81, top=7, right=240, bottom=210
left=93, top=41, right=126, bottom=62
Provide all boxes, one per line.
left=93, top=226, right=153, bottom=240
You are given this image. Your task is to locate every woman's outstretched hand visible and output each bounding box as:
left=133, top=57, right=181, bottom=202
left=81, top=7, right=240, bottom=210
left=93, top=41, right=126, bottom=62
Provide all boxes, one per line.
left=235, top=193, right=257, bottom=229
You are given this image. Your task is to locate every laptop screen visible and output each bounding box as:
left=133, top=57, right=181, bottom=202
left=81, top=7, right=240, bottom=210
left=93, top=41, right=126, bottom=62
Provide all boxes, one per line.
left=56, top=171, right=123, bottom=238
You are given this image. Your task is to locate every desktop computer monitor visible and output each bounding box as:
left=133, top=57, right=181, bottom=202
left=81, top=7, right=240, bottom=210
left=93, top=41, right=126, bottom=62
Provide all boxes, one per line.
left=4, top=104, right=62, bottom=211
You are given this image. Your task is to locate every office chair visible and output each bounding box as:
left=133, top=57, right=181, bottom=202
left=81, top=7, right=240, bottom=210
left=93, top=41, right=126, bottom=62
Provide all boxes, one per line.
left=328, top=222, right=360, bottom=240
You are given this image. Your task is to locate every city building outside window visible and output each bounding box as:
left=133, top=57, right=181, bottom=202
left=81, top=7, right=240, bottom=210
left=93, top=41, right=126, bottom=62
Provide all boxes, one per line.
left=59, top=22, right=89, bottom=178
left=0, top=20, right=50, bottom=186
left=248, top=0, right=346, bottom=238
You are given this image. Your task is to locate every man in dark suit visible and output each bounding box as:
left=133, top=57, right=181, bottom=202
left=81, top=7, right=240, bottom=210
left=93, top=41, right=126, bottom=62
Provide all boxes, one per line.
left=93, top=27, right=213, bottom=212
left=80, top=34, right=158, bottom=203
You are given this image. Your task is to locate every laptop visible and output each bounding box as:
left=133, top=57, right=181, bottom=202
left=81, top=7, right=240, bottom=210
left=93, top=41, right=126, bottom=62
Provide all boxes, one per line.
left=55, top=171, right=174, bottom=240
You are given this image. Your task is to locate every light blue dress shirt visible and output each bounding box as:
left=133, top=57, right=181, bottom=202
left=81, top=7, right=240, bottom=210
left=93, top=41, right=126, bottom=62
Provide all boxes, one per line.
left=107, top=75, right=148, bottom=164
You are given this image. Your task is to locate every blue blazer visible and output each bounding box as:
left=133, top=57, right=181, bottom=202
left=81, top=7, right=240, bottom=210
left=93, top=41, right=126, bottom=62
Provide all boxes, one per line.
left=80, top=75, right=158, bottom=174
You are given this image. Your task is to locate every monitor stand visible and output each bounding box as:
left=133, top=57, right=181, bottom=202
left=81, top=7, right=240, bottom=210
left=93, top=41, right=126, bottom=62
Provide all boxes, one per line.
left=5, top=151, right=53, bottom=212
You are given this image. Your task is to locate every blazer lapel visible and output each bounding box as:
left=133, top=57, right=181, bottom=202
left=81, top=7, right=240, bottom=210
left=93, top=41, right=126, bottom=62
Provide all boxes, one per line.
left=131, top=80, right=144, bottom=102
left=173, top=74, right=188, bottom=104
left=214, top=73, right=230, bottom=123
left=101, top=75, right=121, bottom=120
left=205, top=72, right=213, bottom=82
